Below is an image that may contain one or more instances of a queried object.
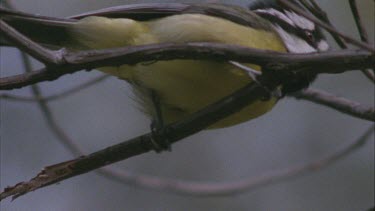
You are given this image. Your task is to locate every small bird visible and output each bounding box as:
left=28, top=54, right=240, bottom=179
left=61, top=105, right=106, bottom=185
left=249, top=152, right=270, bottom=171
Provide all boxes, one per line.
left=1, top=1, right=328, bottom=129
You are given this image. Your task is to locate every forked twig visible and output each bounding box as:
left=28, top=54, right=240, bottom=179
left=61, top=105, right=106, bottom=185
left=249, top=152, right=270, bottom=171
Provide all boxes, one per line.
left=0, top=20, right=63, bottom=65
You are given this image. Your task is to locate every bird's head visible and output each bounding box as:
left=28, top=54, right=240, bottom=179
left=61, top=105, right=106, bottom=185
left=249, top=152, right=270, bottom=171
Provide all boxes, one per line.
left=249, top=0, right=330, bottom=94
left=250, top=0, right=329, bottom=53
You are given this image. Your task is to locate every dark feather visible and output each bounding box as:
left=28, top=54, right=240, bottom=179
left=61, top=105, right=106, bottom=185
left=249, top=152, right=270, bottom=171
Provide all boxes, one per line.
left=1, top=3, right=273, bottom=47
left=70, top=3, right=272, bottom=30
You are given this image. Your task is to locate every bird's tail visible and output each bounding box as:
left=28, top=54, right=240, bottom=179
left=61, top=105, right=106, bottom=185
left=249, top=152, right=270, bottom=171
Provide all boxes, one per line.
left=0, top=7, right=78, bottom=47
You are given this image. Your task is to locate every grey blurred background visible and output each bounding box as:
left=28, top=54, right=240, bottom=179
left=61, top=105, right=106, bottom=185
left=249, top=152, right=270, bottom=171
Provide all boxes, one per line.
left=0, top=0, right=374, bottom=210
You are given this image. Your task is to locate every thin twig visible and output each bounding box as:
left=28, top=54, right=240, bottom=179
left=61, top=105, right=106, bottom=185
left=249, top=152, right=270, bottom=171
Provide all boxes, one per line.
left=349, top=0, right=369, bottom=43
left=360, top=69, right=375, bottom=83
left=17, top=52, right=85, bottom=156
left=293, top=88, right=375, bottom=121
left=0, top=93, right=40, bottom=102
left=0, top=75, right=110, bottom=102
left=348, top=0, right=375, bottom=83
left=302, top=0, right=348, bottom=48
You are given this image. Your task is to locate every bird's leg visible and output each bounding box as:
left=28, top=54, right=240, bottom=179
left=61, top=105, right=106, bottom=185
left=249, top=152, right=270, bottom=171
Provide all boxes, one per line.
left=149, top=90, right=171, bottom=152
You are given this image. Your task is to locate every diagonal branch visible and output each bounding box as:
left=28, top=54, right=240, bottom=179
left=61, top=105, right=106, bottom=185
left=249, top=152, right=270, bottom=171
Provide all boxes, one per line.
left=300, top=0, right=347, bottom=48
left=1, top=119, right=372, bottom=200
left=0, top=20, right=63, bottom=65
left=293, top=88, right=375, bottom=121
left=88, top=125, right=374, bottom=197
left=349, top=0, right=369, bottom=43
left=0, top=82, right=271, bottom=201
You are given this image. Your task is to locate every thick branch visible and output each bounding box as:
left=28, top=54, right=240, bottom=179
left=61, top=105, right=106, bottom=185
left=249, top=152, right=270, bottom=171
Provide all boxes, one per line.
left=2, top=119, right=373, bottom=200
left=0, top=82, right=271, bottom=201
left=1, top=43, right=374, bottom=90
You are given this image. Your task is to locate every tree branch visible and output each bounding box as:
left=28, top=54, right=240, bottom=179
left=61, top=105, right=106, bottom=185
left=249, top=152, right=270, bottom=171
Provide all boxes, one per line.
left=300, top=0, right=347, bottom=48
left=293, top=88, right=375, bottom=121
left=0, top=20, right=63, bottom=65
left=91, top=124, right=374, bottom=196
left=1, top=1, right=374, bottom=202
left=0, top=43, right=373, bottom=90
left=0, top=80, right=272, bottom=200
left=349, top=0, right=369, bottom=43
left=2, top=120, right=372, bottom=200
left=0, top=75, right=109, bottom=102
left=348, top=0, right=375, bottom=82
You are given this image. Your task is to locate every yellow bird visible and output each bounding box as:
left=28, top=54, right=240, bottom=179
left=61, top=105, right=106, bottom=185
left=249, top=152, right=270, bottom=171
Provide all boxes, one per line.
left=1, top=2, right=328, bottom=129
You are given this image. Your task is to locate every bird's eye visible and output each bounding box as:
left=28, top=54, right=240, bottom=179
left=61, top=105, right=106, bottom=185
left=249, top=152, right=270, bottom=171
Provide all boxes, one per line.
left=305, top=31, right=314, bottom=42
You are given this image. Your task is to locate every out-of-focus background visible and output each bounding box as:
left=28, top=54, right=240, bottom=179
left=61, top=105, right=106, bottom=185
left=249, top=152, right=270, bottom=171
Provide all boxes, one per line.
left=0, top=0, right=374, bottom=210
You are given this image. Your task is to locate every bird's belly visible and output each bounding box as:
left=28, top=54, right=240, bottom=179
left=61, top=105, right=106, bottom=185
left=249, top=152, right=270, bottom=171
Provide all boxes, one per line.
left=111, top=60, right=277, bottom=128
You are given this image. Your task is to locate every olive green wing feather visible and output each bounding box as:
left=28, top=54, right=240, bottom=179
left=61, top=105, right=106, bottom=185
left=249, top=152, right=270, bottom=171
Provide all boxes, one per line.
left=1, top=3, right=273, bottom=47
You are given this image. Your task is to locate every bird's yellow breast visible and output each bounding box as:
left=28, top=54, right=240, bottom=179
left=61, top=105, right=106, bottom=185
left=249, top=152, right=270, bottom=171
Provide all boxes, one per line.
left=70, top=14, right=287, bottom=128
